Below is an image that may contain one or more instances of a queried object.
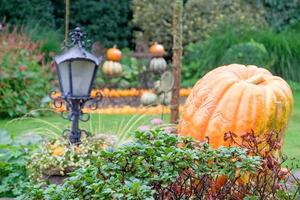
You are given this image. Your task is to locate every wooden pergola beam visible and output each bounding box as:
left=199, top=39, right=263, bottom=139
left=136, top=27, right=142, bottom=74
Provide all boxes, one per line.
left=170, top=0, right=183, bottom=124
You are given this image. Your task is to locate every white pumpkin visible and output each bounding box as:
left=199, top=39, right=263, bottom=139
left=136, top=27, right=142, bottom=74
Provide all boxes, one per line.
left=102, top=61, right=122, bottom=77
left=154, top=80, right=162, bottom=93
left=140, top=92, right=158, bottom=106
left=149, top=57, right=167, bottom=73
left=158, top=92, right=172, bottom=105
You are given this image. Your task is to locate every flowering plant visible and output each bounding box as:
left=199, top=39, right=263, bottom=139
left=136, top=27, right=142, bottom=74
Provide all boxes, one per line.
left=28, top=134, right=116, bottom=181
left=0, top=26, right=52, bottom=117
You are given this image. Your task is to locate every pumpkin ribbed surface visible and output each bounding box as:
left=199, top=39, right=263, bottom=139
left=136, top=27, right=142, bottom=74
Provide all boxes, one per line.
left=102, top=61, right=122, bottom=77
left=141, top=92, right=158, bottom=106
left=178, top=64, right=293, bottom=148
left=106, top=46, right=122, bottom=61
left=149, top=57, right=167, bottom=73
left=149, top=42, right=165, bottom=57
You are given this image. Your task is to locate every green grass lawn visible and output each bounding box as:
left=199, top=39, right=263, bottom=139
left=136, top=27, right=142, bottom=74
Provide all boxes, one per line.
left=0, top=112, right=163, bottom=141
left=0, top=92, right=299, bottom=167
left=283, top=91, right=300, bottom=167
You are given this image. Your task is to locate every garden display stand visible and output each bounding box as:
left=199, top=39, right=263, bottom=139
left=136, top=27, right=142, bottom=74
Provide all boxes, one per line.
left=159, top=71, right=174, bottom=119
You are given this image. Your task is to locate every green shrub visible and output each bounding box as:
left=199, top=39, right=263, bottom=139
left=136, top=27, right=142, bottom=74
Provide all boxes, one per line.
left=182, top=25, right=300, bottom=87
left=255, top=28, right=300, bottom=83
left=182, top=26, right=240, bottom=87
left=288, top=81, right=300, bottom=92
left=0, top=129, right=31, bottom=198
left=221, top=40, right=269, bottom=67
left=0, top=28, right=51, bottom=118
left=20, top=129, right=262, bottom=199
left=24, top=22, right=63, bottom=61
left=119, top=49, right=142, bottom=88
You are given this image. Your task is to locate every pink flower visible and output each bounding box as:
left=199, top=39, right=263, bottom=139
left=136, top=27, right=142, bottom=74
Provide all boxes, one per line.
left=164, top=126, right=175, bottom=133
left=137, top=125, right=150, bottom=132
left=18, top=65, right=27, bottom=71
left=150, top=118, right=164, bottom=125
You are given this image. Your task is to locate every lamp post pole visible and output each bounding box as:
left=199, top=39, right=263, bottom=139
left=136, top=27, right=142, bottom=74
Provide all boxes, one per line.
left=69, top=99, right=81, bottom=144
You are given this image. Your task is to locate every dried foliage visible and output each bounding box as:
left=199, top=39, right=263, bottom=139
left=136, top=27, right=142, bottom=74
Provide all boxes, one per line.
left=151, top=130, right=300, bottom=199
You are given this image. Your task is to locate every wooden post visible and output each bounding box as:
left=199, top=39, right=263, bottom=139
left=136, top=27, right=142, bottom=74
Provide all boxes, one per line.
left=170, top=0, right=183, bottom=124
left=65, top=0, right=70, bottom=42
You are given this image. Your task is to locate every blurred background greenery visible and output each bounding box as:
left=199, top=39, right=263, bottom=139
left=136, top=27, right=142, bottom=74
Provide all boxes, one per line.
left=0, top=1, right=300, bottom=197
left=1, top=0, right=299, bottom=84
left=0, top=0, right=300, bottom=117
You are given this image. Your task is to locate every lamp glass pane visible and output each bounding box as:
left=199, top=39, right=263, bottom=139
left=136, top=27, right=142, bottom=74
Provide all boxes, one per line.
left=71, top=60, right=95, bottom=96
left=58, top=61, right=70, bottom=95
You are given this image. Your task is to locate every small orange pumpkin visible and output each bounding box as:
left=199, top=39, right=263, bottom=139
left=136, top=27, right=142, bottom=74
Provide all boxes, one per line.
left=52, top=146, right=64, bottom=157
left=178, top=64, right=293, bottom=149
left=106, top=45, right=122, bottom=62
left=149, top=42, right=165, bottom=57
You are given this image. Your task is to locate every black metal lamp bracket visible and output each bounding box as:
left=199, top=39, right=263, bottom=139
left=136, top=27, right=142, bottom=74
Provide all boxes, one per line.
left=49, top=90, right=103, bottom=144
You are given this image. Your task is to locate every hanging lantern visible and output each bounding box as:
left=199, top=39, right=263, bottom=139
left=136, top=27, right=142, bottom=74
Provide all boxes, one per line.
left=149, top=42, right=167, bottom=73
left=102, top=45, right=122, bottom=77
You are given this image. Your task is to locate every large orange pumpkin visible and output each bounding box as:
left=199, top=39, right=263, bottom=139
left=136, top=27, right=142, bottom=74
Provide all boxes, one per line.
left=178, top=64, right=293, bottom=149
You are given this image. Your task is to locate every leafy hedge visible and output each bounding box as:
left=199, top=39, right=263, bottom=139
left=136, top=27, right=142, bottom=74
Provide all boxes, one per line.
left=0, top=129, right=31, bottom=197
left=0, top=127, right=298, bottom=199
left=0, top=28, right=51, bottom=118
left=0, top=0, right=133, bottom=49
left=20, top=129, right=262, bottom=199
left=0, top=0, right=54, bottom=27
left=19, top=128, right=300, bottom=199
left=1, top=0, right=299, bottom=51
left=182, top=25, right=300, bottom=87
left=67, top=0, right=133, bottom=48
left=221, top=40, right=269, bottom=67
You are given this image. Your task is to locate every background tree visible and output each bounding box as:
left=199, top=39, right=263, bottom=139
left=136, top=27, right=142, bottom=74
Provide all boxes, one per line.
left=247, top=0, right=300, bottom=31
left=131, top=0, right=266, bottom=52
left=0, top=0, right=55, bottom=27
left=0, top=0, right=134, bottom=49
left=67, top=0, right=133, bottom=48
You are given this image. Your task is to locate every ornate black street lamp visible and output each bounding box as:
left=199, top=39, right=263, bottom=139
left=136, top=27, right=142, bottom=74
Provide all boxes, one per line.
left=50, top=27, right=102, bottom=144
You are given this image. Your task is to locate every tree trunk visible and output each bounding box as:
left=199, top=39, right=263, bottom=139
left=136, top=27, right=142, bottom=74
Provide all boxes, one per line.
left=170, top=0, right=183, bottom=124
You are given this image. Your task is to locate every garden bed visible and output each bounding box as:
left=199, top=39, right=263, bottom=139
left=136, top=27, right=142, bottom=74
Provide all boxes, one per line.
left=52, top=88, right=191, bottom=114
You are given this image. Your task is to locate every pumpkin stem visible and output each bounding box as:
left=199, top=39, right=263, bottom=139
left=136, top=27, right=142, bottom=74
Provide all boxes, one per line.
left=113, top=44, right=117, bottom=48
left=246, top=75, right=266, bottom=85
